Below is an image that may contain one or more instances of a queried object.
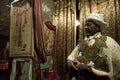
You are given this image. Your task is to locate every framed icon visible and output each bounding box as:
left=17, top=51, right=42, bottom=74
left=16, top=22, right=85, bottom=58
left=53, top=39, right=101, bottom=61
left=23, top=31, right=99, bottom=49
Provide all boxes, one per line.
left=44, top=21, right=56, bottom=56
left=10, top=1, right=34, bottom=57
left=10, top=58, right=32, bottom=80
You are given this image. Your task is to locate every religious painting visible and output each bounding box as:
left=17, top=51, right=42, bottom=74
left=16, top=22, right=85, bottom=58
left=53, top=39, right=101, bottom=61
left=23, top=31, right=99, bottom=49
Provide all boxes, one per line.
left=9, top=0, right=34, bottom=57
left=10, top=58, right=32, bottom=80
left=44, top=21, right=56, bottom=56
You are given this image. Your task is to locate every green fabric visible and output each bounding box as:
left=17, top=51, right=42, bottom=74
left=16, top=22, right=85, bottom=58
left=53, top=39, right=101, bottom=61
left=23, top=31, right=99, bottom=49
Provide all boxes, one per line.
left=40, top=62, right=49, bottom=69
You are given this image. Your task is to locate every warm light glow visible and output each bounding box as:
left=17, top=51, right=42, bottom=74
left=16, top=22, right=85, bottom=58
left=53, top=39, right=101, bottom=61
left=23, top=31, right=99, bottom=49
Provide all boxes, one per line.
left=14, top=0, right=19, bottom=2
left=75, top=20, right=80, bottom=26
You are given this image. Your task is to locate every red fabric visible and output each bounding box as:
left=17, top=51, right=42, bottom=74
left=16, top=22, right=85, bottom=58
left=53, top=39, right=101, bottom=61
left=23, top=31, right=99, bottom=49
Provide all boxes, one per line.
left=45, top=21, right=56, bottom=31
left=43, top=70, right=61, bottom=80
left=0, top=62, right=8, bottom=70
left=34, top=0, right=46, bottom=62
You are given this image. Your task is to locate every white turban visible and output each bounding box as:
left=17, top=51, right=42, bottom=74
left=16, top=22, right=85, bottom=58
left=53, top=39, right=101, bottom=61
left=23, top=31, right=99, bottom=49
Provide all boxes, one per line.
left=85, top=13, right=107, bottom=27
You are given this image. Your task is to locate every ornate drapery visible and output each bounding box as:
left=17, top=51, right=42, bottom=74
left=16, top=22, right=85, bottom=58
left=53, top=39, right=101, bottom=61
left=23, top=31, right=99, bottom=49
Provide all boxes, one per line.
left=53, top=0, right=75, bottom=79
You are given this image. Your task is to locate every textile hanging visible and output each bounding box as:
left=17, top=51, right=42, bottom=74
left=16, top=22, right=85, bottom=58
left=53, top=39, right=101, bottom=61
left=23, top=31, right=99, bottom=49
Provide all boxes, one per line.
left=34, top=0, right=47, bottom=62
left=53, top=0, right=75, bottom=79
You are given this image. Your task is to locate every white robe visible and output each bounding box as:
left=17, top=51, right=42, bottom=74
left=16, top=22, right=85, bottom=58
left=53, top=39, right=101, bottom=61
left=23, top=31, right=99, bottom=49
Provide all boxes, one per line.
left=67, top=32, right=120, bottom=80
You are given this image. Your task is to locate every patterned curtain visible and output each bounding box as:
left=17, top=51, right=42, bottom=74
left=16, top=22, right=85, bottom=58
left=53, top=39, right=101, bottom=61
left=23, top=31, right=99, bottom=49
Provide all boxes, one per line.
left=53, top=0, right=75, bottom=79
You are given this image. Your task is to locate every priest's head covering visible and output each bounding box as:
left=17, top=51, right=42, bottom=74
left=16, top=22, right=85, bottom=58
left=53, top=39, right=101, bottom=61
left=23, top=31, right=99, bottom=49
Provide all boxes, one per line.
left=85, top=13, right=107, bottom=27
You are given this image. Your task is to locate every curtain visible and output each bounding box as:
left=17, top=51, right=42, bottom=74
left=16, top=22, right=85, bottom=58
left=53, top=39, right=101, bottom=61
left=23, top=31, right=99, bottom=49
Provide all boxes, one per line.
left=53, top=0, right=75, bottom=79
left=33, top=0, right=47, bottom=63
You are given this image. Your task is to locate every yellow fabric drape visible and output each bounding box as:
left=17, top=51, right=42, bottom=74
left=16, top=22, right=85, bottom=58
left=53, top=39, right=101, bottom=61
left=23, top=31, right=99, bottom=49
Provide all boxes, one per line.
left=53, top=0, right=75, bottom=79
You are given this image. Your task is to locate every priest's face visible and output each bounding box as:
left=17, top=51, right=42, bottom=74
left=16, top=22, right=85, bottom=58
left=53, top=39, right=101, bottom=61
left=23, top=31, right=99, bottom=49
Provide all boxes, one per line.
left=85, top=21, right=100, bottom=37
